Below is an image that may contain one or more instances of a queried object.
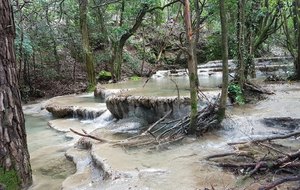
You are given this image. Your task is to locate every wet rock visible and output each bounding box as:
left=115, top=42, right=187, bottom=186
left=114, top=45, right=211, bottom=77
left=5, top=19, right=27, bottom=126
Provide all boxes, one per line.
left=94, top=84, right=129, bottom=99
left=106, top=95, right=191, bottom=123
left=263, top=117, right=300, bottom=130
left=45, top=104, right=106, bottom=119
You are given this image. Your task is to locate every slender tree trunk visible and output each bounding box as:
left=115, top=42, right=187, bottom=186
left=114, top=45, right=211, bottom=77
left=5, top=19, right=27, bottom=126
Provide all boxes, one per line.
left=193, top=0, right=200, bottom=87
left=112, top=43, right=123, bottom=81
left=295, top=0, right=300, bottom=79
left=141, top=26, right=146, bottom=75
left=119, top=0, right=125, bottom=26
left=0, top=0, right=32, bottom=188
left=93, top=0, right=108, bottom=43
left=236, top=0, right=245, bottom=88
left=218, top=0, right=229, bottom=121
left=46, top=6, right=60, bottom=73
left=79, top=0, right=96, bottom=88
left=183, top=0, right=198, bottom=134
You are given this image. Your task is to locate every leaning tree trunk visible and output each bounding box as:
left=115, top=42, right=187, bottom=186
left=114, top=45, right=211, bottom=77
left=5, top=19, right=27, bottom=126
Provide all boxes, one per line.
left=110, top=4, right=149, bottom=81
left=0, top=0, right=32, bottom=189
left=218, top=0, right=229, bottom=121
left=183, top=0, right=198, bottom=134
left=79, top=0, right=96, bottom=88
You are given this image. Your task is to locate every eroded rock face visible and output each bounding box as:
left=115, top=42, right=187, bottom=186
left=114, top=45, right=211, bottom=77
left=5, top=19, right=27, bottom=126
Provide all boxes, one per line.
left=94, top=85, right=129, bottom=99
left=45, top=104, right=106, bottom=119
left=106, top=95, right=191, bottom=123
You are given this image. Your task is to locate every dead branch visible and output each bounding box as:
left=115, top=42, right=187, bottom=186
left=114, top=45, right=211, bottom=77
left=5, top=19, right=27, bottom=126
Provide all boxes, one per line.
left=206, top=151, right=253, bottom=160
left=70, top=128, right=113, bottom=143
left=244, top=82, right=274, bottom=95
left=258, top=142, right=290, bottom=156
left=258, top=175, right=300, bottom=190
left=170, top=78, right=180, bottom=99
left=142, top=110, right=172, bottom=135
left=228, top=131, right=300, bottom=146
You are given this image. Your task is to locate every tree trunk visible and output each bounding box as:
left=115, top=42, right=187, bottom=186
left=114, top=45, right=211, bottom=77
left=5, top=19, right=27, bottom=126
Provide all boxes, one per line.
left=119, top=0, right=125, bottom=26
left=79, top=0, right=96, bottom=88
left=236, top=0, right=246, bottom=88
left=0, top=0, right=32, bottom=189
left=295, top=0, right=300, bottom=79
left=111, top=43, right=123, bottom=81
left=93, top=0, right=108, bottom=43
left=218, top=0, right=229, bottom=121
left=46, top=6, right=60, bottom=73
left=110, top=4, right=149, bottom=81
left=183, top=0, right=198, bottom=134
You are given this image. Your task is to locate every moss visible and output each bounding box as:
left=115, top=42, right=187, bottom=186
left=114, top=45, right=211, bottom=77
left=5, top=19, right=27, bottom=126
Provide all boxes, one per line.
left=97, top=70, right=112, bottom=81
left=130, top=75, right=141, bottom=81
left=0, top=167, right=20, bottom=190
left=86, top=84, right=96, bottom=93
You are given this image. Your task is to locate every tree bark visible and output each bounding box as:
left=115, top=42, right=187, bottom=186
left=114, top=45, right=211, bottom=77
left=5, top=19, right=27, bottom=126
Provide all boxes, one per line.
left=218, top=0, right=229, bottom=121
left=79, top=0, right=96, bottom=88
left=295, top=0, right=300, bottom=79
left=46, top=5, right=60, bottom=73
left=0, top=0, right=32, bottom=188
left=111, top=4, right=149, bottom=81
left=119, top=0, right=125, bottom=26
left=183, top=0, right=198, bottom=134
left=236, top=0, right=245, bottom=88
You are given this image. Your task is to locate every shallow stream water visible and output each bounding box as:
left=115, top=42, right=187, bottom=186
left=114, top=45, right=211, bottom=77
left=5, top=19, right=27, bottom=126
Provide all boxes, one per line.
left=24, top=61, right=300, bottom=189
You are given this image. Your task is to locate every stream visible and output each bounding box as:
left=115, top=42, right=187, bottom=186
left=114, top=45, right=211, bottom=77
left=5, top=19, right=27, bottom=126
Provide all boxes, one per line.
left=23, top=59, right=300, bottom=189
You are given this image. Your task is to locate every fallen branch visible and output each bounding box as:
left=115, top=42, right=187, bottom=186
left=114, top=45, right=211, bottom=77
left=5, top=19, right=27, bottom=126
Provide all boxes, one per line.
left=244, top=82, right=274, bottom=95
left=258, top=175, right=300, bottom=190
left=228, top=131, right=300, bottom=146
left=206, top=151, right=253, bottom=160
left=142, top=110, right=172, bottom=135
left=70, top=128, right=112, bottom=143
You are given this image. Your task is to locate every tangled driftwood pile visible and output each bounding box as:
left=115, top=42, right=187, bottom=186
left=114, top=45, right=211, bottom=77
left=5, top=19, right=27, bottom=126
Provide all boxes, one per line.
left=207, top=131, right=300, bottom=190
left=71, top=98, right=220, bottom=148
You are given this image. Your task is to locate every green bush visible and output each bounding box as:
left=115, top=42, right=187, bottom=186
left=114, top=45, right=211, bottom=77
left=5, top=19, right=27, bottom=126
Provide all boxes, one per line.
left=97, top=70, right=112, bottom=81
left=130, top=75, right=141, bottom=81
left=228, top=83, right=245, bottom=105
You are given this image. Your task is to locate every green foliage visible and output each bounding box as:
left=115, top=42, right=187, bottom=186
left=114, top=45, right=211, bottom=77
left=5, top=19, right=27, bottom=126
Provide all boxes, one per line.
left=0, top=167, right=20, bottom=190
left=228, top=83, right=245, bottom=105
left=86, top=84, right=96, bottom=92
left=97, top=70, right=112, bottom=81
left=124, top=51, right=139, bottom=69
left=130, top=75, right=141, bottom=81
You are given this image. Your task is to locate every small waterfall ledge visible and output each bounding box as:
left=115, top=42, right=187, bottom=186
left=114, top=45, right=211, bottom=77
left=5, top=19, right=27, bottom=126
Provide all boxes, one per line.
left=45, top=104, right=107, bottom=119
left=106, top=95, right=191, bottom=123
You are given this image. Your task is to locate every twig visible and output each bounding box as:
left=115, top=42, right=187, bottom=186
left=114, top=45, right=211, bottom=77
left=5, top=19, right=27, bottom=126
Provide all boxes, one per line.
left=170, top=78, right=180, bottom=99
left=258, top=142, right=290, bottom=156
left=142, top=110, right=172, bottom=135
